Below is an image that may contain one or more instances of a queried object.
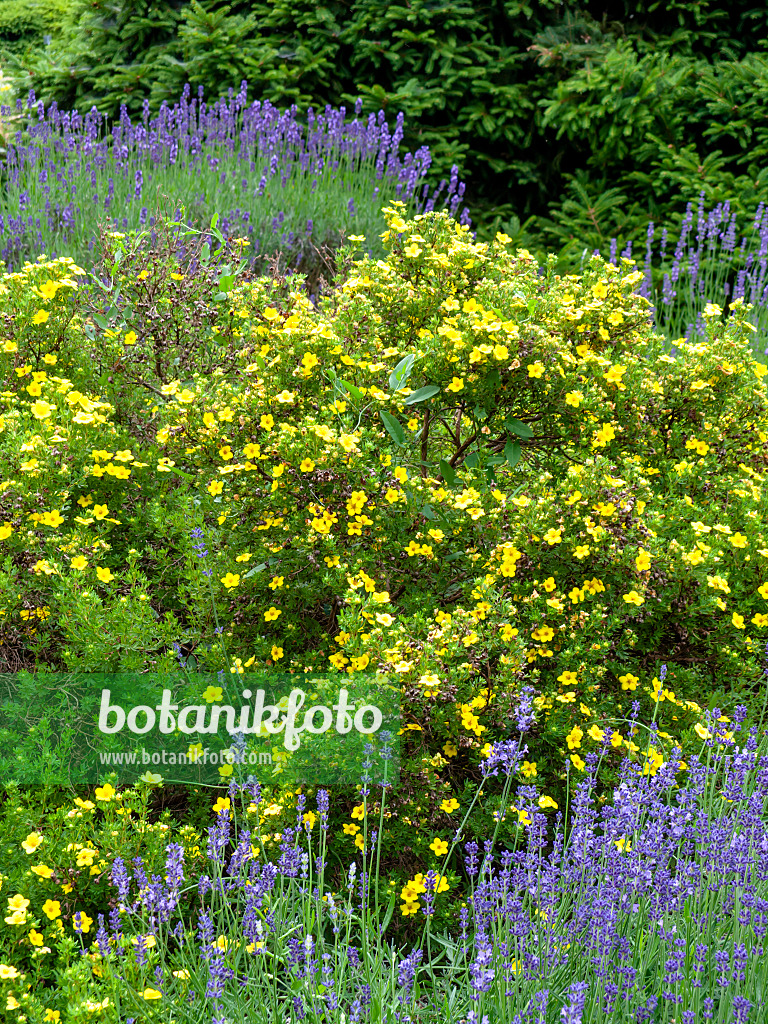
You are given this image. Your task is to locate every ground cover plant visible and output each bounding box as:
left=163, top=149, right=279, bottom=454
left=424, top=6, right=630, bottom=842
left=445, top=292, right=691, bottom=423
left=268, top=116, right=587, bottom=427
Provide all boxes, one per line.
left=0, top=149, right=767, bottom=1018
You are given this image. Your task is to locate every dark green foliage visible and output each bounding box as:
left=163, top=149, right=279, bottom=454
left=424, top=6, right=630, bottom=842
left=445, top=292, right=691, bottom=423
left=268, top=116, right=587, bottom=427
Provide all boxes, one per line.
left=6, top=0, right=768, bottom=279
left=4, top=0, right=186, bottom=116
left=0, top=0, right=68, bottom=57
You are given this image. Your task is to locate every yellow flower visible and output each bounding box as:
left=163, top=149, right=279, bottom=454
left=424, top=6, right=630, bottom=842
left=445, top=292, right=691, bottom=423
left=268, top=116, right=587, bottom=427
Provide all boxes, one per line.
left=0, top=965, right=18, bottom=979
left=31, top=399, right=53, bottom=419
left=351, top=804, right=365, bottom=820
left=22, top=832, right=43, bottom=854
left=207, top=480, right=224, bottom=496
left=221, top=573, right=241, bottom=589
left=202, top=686, right=223, bottom=702
left=213, top=797, right=231, bottom=815
left=96, top=566, right=114, bottom=583
left=42, top=900, right=61, bottom=920
left=142, top=988, right=163, bottom=1000
left=42, top=510, right=64, bottom=528
left=300, top=458, right=315, bottom=472
left=440, top=798, right=459, bottom=813
left=32, top=309, right=50, bottom=324
left=264, top=606, right=281, bottom=621
left=43, top=1011, right=61, bottom=1023
left=28, top=928, right=44, bottom=946
left=565, top=725, right=583, bottom=750
left=95, top=783, right=115, bottom=801
left=538, top=795, right=558, bottom=810
left=38, top=279, right=59, bottom=300
left=354, top=833, right=365, bottom=851
left=124, top=330, right=137, bottom=345
left=429, top=838, right=448, bottom=856
left=694, top=723, right=712, bottom=741
left=70, top=555, right=88, bottom=570
left=30, top=864, right=53, bottom=879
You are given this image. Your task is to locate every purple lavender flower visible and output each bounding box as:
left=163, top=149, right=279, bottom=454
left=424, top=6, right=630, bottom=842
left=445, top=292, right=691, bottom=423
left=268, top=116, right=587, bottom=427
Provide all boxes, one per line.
left=396, top=947, right=423, bottom=1001
left=560, top=980, right=590, bottom=1023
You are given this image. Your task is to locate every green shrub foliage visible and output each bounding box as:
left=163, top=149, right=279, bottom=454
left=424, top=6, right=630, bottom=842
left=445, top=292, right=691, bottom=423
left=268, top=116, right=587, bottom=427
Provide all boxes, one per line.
left=1, top=203, right=768, bottom=861
left=0, top=0, right=68, bottom=57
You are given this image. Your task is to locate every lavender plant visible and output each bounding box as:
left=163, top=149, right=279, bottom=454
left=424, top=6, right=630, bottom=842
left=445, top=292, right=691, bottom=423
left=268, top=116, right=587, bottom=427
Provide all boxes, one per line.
left=78, top=687, right=768, bottom=1024
left=0, top=81, right=470, bottom=292
left=580, top=192, right=768, bottom=365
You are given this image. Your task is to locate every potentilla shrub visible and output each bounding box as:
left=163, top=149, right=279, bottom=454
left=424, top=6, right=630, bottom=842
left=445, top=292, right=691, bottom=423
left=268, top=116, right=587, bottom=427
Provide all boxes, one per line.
left=0, top=202, right=767, bottom=863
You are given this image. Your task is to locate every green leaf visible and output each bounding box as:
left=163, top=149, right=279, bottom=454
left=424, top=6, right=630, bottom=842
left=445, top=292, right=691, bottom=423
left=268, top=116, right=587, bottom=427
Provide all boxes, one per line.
left=210, top=212, right=219, bottom=231
left=505, top=440, right=521, bottom=468
left=339, top=380, right=363, bottom=402
left=379, top=410, right=406, bottom=446
left=200, top=242, right=210, bottom=264
left=404, top=385, right=440, bottom=405
left=218, top=273, right=236, bottom=293
left=243, top=563, right=267, bottom=578
left=92, top=313, right=109, bottom=330
left=389, top=354, right=415, bottom=391
left=381, top=890, right=397, bottom=934
left=505, top=417, right=534, bottom=439
left=464, top=453, right=479, bottom=470
left=162, top=465, right=197, bottom=482
left=421, top=504, right=436, bottom=520
left=439, top=459, right=455, bottom=486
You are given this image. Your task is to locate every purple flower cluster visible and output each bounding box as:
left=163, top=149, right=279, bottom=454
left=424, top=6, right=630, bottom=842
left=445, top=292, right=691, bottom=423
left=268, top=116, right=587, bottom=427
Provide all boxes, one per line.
left=90, top=714, right=768, bottom=1024
left=587, top=191, right=768, bottom=356
left=0, top=81, right=471, bottom=277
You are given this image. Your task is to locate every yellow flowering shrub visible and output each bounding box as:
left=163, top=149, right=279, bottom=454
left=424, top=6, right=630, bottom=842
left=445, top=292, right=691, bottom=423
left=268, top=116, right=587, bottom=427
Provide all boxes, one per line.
left=0, top=201, right=766, bottom=856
